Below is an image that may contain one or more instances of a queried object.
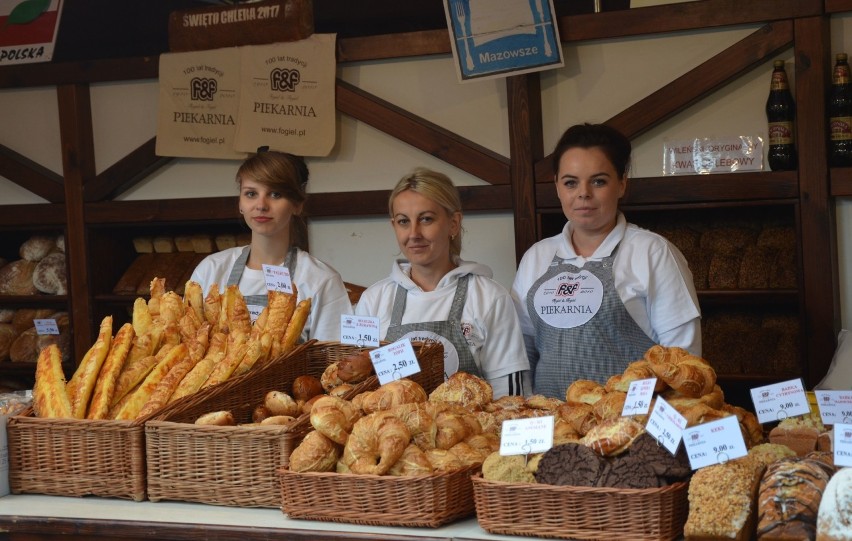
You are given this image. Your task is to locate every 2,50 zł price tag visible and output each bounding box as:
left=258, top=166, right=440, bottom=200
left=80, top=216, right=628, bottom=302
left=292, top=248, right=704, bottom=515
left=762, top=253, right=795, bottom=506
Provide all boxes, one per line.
left=499, top=416, right=554, bottom=456
left=645, top=396, right=687, bottom=455
left=683, top=414, right=747, bottom=470
left=369, top=339, right=421, bottom=385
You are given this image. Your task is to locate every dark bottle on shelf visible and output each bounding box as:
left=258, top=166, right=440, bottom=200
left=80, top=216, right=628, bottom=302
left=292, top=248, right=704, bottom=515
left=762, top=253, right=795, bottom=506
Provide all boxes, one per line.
left=829, top=53, right=852, bottom=167
left=765, top=60, right=798, bottom=171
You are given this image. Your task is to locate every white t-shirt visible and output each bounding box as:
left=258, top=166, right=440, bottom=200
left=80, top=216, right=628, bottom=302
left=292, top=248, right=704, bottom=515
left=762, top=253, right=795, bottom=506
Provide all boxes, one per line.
left=355, top=258, right=531, bottom=398
left=190, top=247, right=352, bottom=342
left=511, top=213, right=702, bottom=360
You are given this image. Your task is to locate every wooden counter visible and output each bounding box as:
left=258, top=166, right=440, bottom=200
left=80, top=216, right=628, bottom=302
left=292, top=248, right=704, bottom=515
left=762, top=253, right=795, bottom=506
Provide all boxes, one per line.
left=0, top=494, right=543, bottom=541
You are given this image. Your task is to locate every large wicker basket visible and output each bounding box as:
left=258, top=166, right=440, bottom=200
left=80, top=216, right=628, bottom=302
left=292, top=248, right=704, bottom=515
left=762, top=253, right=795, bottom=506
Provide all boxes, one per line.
left=144, top=340, right=443, bottom=508
left=279, top=465, right=479, bottom=528
left=472, top=474, right=689, bottom=541
left=6, top=412, right=147, bottom=501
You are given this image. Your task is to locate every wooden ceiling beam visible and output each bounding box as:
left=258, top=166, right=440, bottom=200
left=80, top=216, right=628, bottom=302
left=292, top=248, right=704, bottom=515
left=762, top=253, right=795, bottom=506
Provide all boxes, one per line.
left=0, top=144, right=65, bottom=203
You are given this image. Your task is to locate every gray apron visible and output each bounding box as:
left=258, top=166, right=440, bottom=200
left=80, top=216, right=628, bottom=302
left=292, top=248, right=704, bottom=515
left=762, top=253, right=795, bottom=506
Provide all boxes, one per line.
left=526, top=246, right=656, bottom=398
left=384, top=274, right=481, bottom=379
left=226, top=245, right=298, bottom=308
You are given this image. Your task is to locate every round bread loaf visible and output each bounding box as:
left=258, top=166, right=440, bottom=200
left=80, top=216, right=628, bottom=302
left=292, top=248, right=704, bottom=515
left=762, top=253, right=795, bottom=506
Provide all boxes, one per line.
left=0, top=322, right=18, bottom=361
left=816, top=466, right=852, bottom=541
left=55, top=234, right=65, bottom=253
left=11, top=308, right=54, bottom=334
left=9, top=327, right=39, bottom=363
left=19, top=235, right=56, bottom=261
left=33, top=252, right=67, bottom=295
left=0, top=260, right=38, bottom=295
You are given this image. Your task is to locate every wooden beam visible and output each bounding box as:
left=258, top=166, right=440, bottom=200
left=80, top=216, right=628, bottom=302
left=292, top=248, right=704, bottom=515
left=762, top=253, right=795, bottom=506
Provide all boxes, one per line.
left=57, top=83, right=96, bottom=362
left=558, top=0, right=822, bottom=42
left=88, top=138, right=174, bottom=202
left=507, top=74, right=543, bottom=263
left=0, top=144, right=65, bottom=202
left=337, top=29, right=451, bottom=62
left=0, top=56, right=158, bottom=88
left=793, top=16, right=838, bottom=387
left=336, top=78, right=511, bottom=185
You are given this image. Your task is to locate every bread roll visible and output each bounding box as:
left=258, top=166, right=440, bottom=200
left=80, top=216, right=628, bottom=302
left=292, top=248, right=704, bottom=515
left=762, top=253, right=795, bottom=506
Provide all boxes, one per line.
left=0, top=259, right=38, bottom=295
left=33, top=252, right=67, bottom=294
left=565, top=379, right=606, bottom=406
left=289, top=430, right=340, bottom=472
left=19, top=235, right=56, bottom=261
left=9, top=327, right=39, bottom=363
left=195, top=410, right=235, bottom=426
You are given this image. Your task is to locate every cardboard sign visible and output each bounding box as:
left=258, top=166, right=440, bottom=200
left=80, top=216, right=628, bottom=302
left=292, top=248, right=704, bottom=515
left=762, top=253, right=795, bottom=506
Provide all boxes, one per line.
left=0, top=0, right=64, bottom=66
left=663, top=136, right=764, bottom=175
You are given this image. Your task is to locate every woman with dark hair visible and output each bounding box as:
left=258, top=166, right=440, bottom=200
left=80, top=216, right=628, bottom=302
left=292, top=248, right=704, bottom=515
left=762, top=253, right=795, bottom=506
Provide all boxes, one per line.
left=190, top=151, right=351, bottom=341
left=356, top=167, right=530, bottom=398
left=511, top=123, right=701, bottom=398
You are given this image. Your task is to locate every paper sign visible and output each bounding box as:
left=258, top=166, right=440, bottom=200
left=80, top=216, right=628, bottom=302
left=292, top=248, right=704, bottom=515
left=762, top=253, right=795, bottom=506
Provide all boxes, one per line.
left=33, top=319, right=59, bottom=335
left=662, top=136, right=763, bottom=175
left=645, top=396, right=687, bottom=455
left=833, top=423, right=852, bottom=467
left=814, top=390, right=852, bottom=425
left=750, top=378, right=810, bottom=424
left=683, top=415, right=748, bottom=470
left=622, top=377, right=657, bottom=416
left=247, top=304, right=263, bottom=323
left=262, top=264, right=293, bottom=294
left=499, top=415, right=554, bottom=456
left=369, top=339, right=421, bottom=385
left=340, top=315, right=380, bottom=348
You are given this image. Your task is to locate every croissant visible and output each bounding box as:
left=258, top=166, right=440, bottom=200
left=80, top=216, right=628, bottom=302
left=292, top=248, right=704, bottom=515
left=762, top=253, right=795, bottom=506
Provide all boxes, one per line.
left=387, top=443, right=432, bottom=476
left=565, top=379, right=606, bottom=406
left=359, top=379, right=427, bottom=414
left=553, top=418, right=583, bottom=444
left=341, top=410, right=411, bottom=475
left=435, top=410, right=470, bottom=450
left=428, top=372, right=492, bottom=410
left=606, top=360, right=666, bottom=393
left=592, top=391, right=627, bottom=421
left=289, top=430, right=340, bottom=472
left=424, top=448, right=463, bottom=472
left=556, top=402, right=597, bottom=436
left=448, top=441, right=486, bottom=467
left=646, top=345, right=716, bottom=398
left=465, top=432, right=500, bottom=455
left=309, top=395, right=362, bottom=444
left=391, top=402, right=437, bottom=450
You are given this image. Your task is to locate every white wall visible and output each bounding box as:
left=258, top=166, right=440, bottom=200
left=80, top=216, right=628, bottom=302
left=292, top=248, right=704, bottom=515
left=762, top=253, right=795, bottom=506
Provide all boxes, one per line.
left=2, top=12, right=851, bottom=330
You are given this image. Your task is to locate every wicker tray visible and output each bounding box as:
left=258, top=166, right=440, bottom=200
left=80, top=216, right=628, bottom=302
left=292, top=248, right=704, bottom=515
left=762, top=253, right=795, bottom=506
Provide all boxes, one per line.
left=472, top=474, right=689, bottom=541
left=6, top=410, right=147, bottom=501
left=279, top=464, right=479, bottom=527
left=144, top=340, right=442, bottom=508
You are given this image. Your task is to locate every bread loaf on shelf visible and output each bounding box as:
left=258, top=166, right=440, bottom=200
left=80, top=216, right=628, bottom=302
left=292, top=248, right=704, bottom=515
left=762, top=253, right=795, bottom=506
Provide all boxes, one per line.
left=133, top=236, right=154, bottom=253
left=0, top=259, right=38, bottom=295
left=0, top=322, right=17, bottom=361
left=191, top=234, right=214, bottom=253
left=153, top=236, right=176, bottom=253
left=33, top=251, right=67, bottom=295
left=19, top=235, right=56, bottom=261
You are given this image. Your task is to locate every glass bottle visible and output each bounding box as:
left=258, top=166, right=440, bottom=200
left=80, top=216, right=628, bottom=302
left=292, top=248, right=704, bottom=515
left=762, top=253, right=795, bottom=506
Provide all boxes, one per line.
left=765, top=60, right=798, bottom=171
left=829, top=53, right=852, bottom=167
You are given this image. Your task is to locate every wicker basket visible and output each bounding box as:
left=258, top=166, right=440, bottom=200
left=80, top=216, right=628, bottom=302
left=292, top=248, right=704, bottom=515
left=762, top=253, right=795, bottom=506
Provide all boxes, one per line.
left=279, top=465, right=479, bottom=527
left=472, top=474, right=689, bottom=541
left=6, top=411, right=147, bottom=501
left=144, top=340, right=442, bottom=508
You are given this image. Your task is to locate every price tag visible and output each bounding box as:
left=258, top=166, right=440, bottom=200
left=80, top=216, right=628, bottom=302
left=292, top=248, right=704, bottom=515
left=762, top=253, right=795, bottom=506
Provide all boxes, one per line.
left=833, top=423, right=852, bottom=468
left=814, top=390, right=852, bottom=425
left=340, top=315, right=380, bottom=348
left=499, top=416, right=554, bottom=456
left=247, top=304, right=263, bottom=323
left=33, top=319, right=59, bottom=335
left=645, top=396, right=687, bottom=455
left=750, top=378, right=810, bottom=424
left=369, top=339, right=421, bottom=385
left=622, top=377, right=657, bottom=416
left=262, top=264, right=293, bottom=294
left=683, top=414, right=748, bottom=470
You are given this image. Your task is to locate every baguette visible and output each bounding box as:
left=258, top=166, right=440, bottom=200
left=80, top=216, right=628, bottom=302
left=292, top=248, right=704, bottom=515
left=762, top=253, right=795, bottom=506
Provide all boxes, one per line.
left=136, top=349, right=201, bottom=417
left=33, top=344, right=72, bottom=418
left=147, top=277, right=167, bottom=318
left=87, top=322, right=135, bottom=419
left=203, top=284, right=222, bottom=333
left=233, top=331, right=273, bottom=376
left=202, top=333, right=249, bottom=388
left=169, top=331, right=227, bottom=402
left=131, top=297, right=153, bottom=337
left=114, top=343, right=188, bottom=420
left=67, top=316, right=113, bottom=419
left=279, top=298, right=311, bottom=357
left=182, top=280, right=204, bottom=324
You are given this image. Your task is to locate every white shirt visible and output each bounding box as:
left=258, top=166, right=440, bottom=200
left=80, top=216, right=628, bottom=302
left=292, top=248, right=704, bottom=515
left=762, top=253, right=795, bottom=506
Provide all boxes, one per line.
left=356, top=258, right=531, bottom=397
left=190, top=247, right=352, bottom=342
left=512, top=213, right=702, bottom=356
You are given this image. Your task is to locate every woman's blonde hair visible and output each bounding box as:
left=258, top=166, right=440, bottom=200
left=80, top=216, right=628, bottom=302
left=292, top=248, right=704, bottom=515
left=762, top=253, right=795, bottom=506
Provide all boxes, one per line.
left=237, top=151, right=309, bottom=249
left=389, top=167, right=463, bottom=257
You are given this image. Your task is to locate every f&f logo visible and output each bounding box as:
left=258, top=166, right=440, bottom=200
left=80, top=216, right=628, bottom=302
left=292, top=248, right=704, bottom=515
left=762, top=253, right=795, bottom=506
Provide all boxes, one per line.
left=270, top=68, right=300, bottom=92
left=190, top=78, right=217, bottom=101
left=556, top=282, right=580, bottom=297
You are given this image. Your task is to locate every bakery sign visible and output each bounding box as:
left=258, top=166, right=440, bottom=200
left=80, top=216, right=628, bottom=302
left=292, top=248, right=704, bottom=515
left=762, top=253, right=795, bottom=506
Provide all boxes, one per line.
left=0, top=0, right=64, bottom=66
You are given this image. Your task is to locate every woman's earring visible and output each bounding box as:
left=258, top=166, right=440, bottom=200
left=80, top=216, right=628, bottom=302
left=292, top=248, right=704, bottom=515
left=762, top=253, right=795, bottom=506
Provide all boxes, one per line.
left=451, top=234, right=456, bottom=241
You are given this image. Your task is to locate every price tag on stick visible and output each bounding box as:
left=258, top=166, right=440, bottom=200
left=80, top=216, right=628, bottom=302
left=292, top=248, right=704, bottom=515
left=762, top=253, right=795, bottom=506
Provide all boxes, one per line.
left=369, top=339, right=421, bottom=385
left=683, top=415, right=748, bottom=470
left=833, top=423, right=852, bottom=468
left=262, top=264, right=293, bottom=294
left=499, top=416, right=554, bottom=456
left=340, top=315, right=380, bottom=348
left=750, top=378, right=810, bottom=424
left=33, top=319, right=60, bottom=335
left=814, top=390, right=852, bottom=425
left=645, top=396, right=687, bottom=455
left=622, top=377, right=657, bottom=416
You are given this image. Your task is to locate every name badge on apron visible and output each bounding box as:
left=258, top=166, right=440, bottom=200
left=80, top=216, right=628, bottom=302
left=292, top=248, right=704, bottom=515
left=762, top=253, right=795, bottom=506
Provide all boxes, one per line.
left=533, top=270, right=603, bottom=329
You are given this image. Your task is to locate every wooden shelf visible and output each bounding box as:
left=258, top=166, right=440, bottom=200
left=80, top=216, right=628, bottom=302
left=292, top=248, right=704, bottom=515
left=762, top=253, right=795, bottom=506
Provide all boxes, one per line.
left=0, top=204, right=66, bottom=227
left=697, top=289, right=798, bottom=307
left=0, top=295, right=68, bottom=306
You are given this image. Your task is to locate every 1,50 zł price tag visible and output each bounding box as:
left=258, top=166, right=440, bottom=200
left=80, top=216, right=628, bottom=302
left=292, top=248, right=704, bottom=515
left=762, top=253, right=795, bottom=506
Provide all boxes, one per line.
left=340, top=315, right=380, bottom=348
left=500, top=416, right=554, bottom=456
